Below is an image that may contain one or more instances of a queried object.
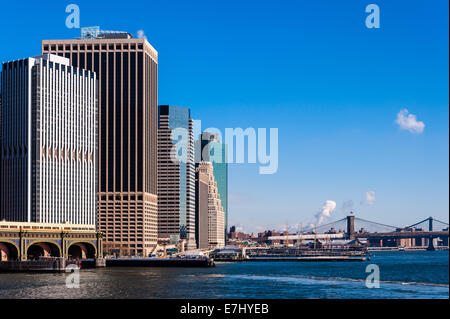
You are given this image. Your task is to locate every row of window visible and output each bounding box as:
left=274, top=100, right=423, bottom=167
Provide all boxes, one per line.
left=43, top=43, right=144, bottom=51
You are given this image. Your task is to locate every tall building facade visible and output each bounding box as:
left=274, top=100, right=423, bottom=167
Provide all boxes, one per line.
left=200, top=132, right=228, bottom=243
left=157, top=105, right=196, bottom=250
left=196, top=162, right=225, bottom=249
left=42, top=34, right=159, bottom=256
left=0, top=95, right=2, bottom=220
left=195, top=165, right=209, bottom=249
left=0, top=54, right=97, bottom=224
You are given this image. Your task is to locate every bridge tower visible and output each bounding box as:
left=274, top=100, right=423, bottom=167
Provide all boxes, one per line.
left=347, top=215, right=355, bottom=240
left=427, top=217, right=436, bottom=251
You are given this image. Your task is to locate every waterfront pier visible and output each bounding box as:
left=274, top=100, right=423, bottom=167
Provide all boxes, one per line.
left=103, top=257, right=215, bottom=268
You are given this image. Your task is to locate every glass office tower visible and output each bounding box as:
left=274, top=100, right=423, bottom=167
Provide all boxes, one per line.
left=157, top=105, right=196, bottom=250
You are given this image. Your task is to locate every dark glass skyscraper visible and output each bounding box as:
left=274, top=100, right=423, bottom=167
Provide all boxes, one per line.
left=42, top=33, right=158, bottom=256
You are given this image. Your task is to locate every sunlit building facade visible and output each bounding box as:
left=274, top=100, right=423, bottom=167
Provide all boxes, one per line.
left=196, top=162, right=225, bottom=249
left=0, top=54, right=97, bottom=224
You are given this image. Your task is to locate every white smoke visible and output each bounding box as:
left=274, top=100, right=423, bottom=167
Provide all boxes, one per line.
left=137, top=29, right=147, bottom=40
left=315, top=200, right=337, bottom=225
left=362, top=190, right=376, bottom=206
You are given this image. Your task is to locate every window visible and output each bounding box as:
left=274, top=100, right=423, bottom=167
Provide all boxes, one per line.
left=137, top=52, right=143, bottom=191
left=108, top=52, right=114, bottom=192
left=79, top=52, right=85, bottom=69
left=115, top=51, right=122, bottom=192
left=130, top=52, right=136, bottom=192
left=72, top=52, right=78, bottom=68
left=123, top=52, right=129, bottom=191
left=101, top=52, right=107, bottom=192
left=87, top=52, right=92, bottom=72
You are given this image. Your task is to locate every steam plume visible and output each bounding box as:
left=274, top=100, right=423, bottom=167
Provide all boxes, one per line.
left=315, top=200, right=337, bottom=225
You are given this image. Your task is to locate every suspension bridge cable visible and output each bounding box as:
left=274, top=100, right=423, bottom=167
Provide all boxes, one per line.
left=405, top=217, right=434, bottom=229
left=302, top=217, right=347, bottom=232
left=433, top=218, right=449, bottom=226
left=354, top=217, right=399, bottom=230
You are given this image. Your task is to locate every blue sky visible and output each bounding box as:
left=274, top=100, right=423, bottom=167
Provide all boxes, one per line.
left=0, top=0, right=448, bottom=232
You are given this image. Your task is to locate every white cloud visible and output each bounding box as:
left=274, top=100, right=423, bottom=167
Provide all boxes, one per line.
left=363, top=190, right=376, bottom=206
left=396, top=109, right=425, bottom=134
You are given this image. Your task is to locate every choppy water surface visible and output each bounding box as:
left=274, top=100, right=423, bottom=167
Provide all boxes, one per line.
left=0, top=251, right=448, bottom=299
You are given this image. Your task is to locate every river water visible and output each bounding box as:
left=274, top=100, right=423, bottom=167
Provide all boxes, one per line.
left=0, top=251, right=448, bottom=299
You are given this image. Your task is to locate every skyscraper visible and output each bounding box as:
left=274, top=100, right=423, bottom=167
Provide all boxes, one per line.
left=195, top=164, right=209, bottom=249
left=157, top=105, right=196, bottom=250
left=0, top=95, right=2, bottom=220
left=42, top=32, right=158, bottom=256
left=0, top=54, right=97, bottom=224
left=196, top=162, right=225, bottom=249
left=200, top=132, right=228, bottom=244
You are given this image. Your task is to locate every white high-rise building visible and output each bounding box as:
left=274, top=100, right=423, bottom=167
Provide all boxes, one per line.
left=0, top=54, right=97, bottom=225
